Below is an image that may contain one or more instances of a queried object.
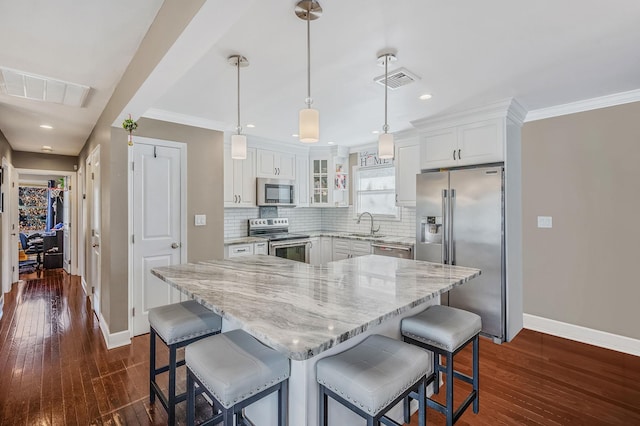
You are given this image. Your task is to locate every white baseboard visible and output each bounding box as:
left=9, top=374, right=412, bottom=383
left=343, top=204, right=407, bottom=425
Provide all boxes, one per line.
left=81, top=276, right=88, bottom=296
left=523, top=313, right=640, bottom=357
left=0, top=294, right=3, bottom=321
left=99, top=313, right=131, bottom=350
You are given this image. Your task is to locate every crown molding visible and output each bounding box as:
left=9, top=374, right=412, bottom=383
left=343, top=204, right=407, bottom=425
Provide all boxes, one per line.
left=410, top=98, right=525, bottom=132
left=142, top=108, right=230, bottom=131
left=524, top=88, right=640, bottom=122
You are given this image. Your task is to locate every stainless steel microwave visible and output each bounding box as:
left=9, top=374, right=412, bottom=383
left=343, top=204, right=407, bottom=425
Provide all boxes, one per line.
left=256, top=178, right=296, bottom=206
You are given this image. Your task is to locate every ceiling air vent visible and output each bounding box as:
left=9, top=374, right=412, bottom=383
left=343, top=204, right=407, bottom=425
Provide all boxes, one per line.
left=0, top=66, right=90, bottom=107
left=374, top=67, right=420, bottom=90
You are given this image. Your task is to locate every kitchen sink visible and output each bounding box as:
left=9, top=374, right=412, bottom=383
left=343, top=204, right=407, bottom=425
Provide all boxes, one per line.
left=348, top=233, right=385, bottom=238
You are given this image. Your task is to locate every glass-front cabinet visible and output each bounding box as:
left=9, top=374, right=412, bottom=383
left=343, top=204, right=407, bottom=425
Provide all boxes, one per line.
left=312, top=158, right=329, bottom=204
left=310, top=146, right=349, bottom=207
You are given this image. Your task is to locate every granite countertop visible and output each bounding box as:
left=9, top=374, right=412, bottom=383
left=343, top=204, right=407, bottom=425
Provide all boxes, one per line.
left=151, top=255, right=479, bottom=360
left=224, top=232, right=415, bottom=246
left=223, top=236, right=268, bottom=246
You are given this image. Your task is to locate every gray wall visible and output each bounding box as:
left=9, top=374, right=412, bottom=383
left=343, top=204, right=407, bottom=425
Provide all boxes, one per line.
left=522, top=101, right=640, bottom=340
left=77, top=0, right=209, bottom=334
left=12, top=151, right=77, bottom=171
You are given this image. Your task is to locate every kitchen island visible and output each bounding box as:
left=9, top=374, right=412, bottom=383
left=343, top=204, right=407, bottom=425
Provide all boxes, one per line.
left=152, top=255, right=480, bottom=425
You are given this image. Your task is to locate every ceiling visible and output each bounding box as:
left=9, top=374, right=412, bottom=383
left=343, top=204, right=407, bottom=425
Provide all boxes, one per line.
left=3, top=1, right=640, bottom=156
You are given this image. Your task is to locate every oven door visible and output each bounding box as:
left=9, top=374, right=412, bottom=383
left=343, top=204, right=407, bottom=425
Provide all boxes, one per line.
left=269, top=240, right=311, bottom=263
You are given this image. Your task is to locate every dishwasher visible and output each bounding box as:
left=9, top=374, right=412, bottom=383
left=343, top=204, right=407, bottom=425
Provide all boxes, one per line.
left=371, top=243, right=414, bottom=259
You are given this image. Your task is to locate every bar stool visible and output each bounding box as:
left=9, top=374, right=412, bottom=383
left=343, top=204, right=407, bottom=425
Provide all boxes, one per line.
left=401, top=305, right=481, bottom=426
left=185, top=329, right=290, bottom=426
left=316, top=334, right=432, bottom=426
left=149, top=300, right=222, bottom=425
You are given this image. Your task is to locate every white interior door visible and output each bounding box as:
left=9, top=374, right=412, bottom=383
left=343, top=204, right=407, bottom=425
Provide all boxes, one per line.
left=63, top=176, right=71, bottom=274
left=89, top=146, right=101, bottom=318
left=132, top=140, right=184, bottom=336
left=77, top=165, right=85, bottom=281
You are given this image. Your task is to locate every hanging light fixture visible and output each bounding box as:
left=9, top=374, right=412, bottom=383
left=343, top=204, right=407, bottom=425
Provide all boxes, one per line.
left=295, top=0, right=322, bottom=143
left=377, top=52, right=397, bottom=159
left=229, top=54, right=249, bottom=159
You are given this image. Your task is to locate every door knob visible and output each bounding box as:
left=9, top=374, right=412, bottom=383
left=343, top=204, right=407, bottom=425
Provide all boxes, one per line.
left=92, top=243, right=99, bottom=248
left=171, top=242, right=180, bottom=249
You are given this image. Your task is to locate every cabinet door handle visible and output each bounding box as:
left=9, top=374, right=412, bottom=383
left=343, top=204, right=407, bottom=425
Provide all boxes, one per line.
left=458, top=149, right=461, bottom=159
left=234, top=195, right=237, bottom=203
left=239, top=195, right=242, bottom=203
left=453, top=150, right=456, bottom=160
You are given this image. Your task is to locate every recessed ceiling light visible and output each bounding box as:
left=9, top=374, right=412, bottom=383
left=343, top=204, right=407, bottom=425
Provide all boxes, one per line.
left=40, top=124, right=53, bottom=129
left=328, top=141, right=335, bottom=145
left=419, top=93, right=433, bottom=100
left=372, top=130, right=380, bottom=134
left=41, top=145, right=53, bottom=152
left=246, top=124, right=255, bottom=128
left=292, top=134, right=299, bottom=137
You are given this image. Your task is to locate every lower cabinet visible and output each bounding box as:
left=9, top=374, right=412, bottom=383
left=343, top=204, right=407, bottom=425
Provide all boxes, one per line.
left=225, top=241, right=268, bottom=258
left=332, top=238, right=371, bottom=260
left=310, top=237, right=333, bottom=265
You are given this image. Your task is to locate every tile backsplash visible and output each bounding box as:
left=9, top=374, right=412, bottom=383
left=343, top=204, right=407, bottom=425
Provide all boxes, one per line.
left=224, top=206, right=415, bottom=239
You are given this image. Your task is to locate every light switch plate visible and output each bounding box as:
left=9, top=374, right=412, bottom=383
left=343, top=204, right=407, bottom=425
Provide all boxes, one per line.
left=195, top=214, right=206, bottom=226
left=537, top=216, right=552, bottom=228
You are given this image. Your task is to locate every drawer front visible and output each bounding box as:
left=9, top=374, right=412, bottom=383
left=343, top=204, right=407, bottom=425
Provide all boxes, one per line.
left=351, top=241, right=371, bottom=254
left=229, top=244, right=254, bottom=257
left=333, top=239, right=350, bottom=250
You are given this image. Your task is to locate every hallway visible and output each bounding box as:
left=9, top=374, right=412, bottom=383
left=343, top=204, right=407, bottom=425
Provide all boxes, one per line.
left=0, top=271, right=169, bottom=425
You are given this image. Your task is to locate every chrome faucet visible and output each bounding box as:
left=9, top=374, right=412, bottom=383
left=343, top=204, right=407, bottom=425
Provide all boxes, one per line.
left=357, top=211, right=380, bottom=235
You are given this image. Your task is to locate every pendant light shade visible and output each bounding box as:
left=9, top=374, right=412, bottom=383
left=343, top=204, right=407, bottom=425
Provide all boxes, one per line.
left=228, top=55, right=249, bottom=160
left=299, top=108, right=319, bottom=142
left=378, top=132, right=394, bottom=159
left=377, top=52, right=396, bottom=160
left=296, top=0, right=322, bottom=143
left=231, top=134, right=247, bottom=159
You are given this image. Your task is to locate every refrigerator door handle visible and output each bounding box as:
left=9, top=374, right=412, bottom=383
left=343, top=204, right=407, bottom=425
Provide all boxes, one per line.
left=449, top=188, right=455, bottom=265
left=442, top=189, right=448, bottom=264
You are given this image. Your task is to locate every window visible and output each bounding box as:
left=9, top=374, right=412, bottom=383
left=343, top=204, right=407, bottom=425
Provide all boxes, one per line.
left=353, top=165, right=399, bottom=218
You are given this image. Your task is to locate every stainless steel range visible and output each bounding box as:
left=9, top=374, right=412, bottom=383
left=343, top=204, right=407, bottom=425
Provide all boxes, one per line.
left=248, top=218, right=311, bottom=263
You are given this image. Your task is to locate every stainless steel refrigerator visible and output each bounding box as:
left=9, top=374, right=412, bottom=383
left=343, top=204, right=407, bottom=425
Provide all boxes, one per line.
left=416, top=165, right=505, bottom=342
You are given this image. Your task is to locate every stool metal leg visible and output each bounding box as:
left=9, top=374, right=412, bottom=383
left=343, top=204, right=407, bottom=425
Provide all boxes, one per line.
left=473, top=334, right=479, bottom=414
left=445, top=352, right=454, bottom=426
left=433, top=353, right=440, bottom=394
left=418, top=376, right=426, bottom=426
left=319, top=385, right=327, bottom=426
left=149, top=328, right=156, bottom=403
left=187, top=370, right=195, bottom=425
left=168, top=344, right=177, bottom=425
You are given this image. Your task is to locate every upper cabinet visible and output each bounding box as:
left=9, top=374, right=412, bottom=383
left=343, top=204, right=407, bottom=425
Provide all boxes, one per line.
left=224, top=145, right=256, bottom=207
left=256, top=149, right=295, bottom=180
left=296, top=154, right=310, bottom=207
left=420, top=118, right=503, bottom=169
left=395, top=138, right=420, bottom=207
left=310, top=146, right=349, bottom=207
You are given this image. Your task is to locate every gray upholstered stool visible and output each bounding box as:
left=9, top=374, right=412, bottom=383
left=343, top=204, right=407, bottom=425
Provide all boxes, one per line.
left=149, top=300, right=222, bottom=425
left=401, top=305, right=482, bottom=426
left=316, top=334, right=432, bottom=426
left=186, top=329, right=290, bottom=426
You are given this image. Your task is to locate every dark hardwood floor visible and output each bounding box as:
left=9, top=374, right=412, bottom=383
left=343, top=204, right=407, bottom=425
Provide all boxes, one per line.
left=1, top=271, right=639, bottom=425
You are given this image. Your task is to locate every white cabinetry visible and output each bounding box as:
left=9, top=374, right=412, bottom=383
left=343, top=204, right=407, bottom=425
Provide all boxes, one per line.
left=310, top=146, right=349, bottom=207
left=310, top=237, right=333, bottom=265
left=332, top=238, right=371, bottom=260
left=420, top=118, right=503, bottom=170
left=395, top=139, right=420, bottom=207
left=254, top=241, right=268, bottom=255
left=295, top=155, right=310, bottom=207
left=224, top=145, right=256, bottom=207
left=225, top=243, right=254, bottom=258
left=257, top=149, right=295, bottom=179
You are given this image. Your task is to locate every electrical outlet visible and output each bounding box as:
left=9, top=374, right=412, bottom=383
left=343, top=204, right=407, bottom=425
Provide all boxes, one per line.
left=195, top=214, right=206, bottom=226
left=537, top=216, right=552, bottom=228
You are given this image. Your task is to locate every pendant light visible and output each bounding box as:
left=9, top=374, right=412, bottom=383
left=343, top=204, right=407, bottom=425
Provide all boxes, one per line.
left=229, top=55, right=249, bottom=159
left=295, top=0, right=322, bottom=143
left=377, top=52, right=396, bottom=159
